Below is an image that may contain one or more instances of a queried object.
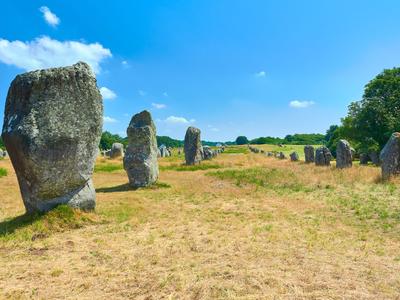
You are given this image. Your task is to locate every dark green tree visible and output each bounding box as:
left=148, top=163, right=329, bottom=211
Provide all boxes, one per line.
left=340, top=68, right=400, bottom=152
left=235, top=136, right=249, bottom=145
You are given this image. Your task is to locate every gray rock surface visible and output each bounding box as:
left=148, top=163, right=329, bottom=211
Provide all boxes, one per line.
left=369, top=151, right=380, bottom=166
left=304, top=145, right=315, bottom=163
left=380, top=132, right=400, bottom=179
left=184, top=126, right=202, bottom=165
left=336, top=139, right=352, bottom=168
left=359, top=153, right=369, bottom=165
left=123, top=110, right=159, bottom=188
left=290, top=151, right=299, bottom=161
left=110, top=143, right=124, bottom=158
left=315, top=146, right=332, bottom=166
left=278, top=152, right=286, bottom=159
left=1, top=62, right=103, bottom=213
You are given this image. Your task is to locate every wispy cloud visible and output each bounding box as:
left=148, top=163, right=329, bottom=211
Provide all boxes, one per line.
left=163, top=116, right=195, bottom=125
left=100, top=87, right=116, bottom=100
left=151, top=102, right=166, bottom=109
left=138, top=90, right=147, bottom=96
left=289, top=100, right=315, bottom=108
left=255, top=70, right=266, bottom=78
left=103, top=116, right=118, bottom=123
left=121, top=60, right=130, bottom=68
left=163, top=92, right=168, bottom=97
left=208, top=125, right=220, bottom=132
left=39, top=6, right=60, bottom=27
left=0, top=36, right=111, bottom=74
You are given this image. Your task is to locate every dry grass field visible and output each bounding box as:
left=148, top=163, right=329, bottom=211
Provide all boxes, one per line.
left=1, top=146, right=400, bottom=299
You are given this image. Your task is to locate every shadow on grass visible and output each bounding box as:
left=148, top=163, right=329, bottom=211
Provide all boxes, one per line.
left=96, top=182, right=171, bottom=193
left=0, top=213, right=40, bottom=237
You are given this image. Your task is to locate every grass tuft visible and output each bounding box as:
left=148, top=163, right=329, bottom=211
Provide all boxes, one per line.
left=160, top=163, right=223, bottom=172
left=94, top=163, right=123, bottom=173
left=207, top=167, right=311, bottom=193
left=0, top=205, right=98, bottom=242
left=0, top=167, right=7, bottom=177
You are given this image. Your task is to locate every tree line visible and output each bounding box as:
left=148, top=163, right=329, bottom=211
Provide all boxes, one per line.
left=235, top=133, right=326, bottom=146
left=99, top=132, right=223, bottom=150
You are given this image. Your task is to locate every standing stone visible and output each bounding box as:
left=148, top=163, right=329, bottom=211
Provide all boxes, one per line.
left=278, top=152, right=286, bottom=159
left=159, top=145, right=168, bottom=157
left=110, top=143, right=124, bottom=158
left=359, top=153, right=369, bottom=165
left=184, top=126, right=202, bottom=165
left=380, top=132, right=400, bottom=179
left=290, top=151, right=299, bottom=161
left=203, top=146, right=214, bottom=160
left=350, top=147, right=356, bottom=160
left=315, top=146, right=332, bottom=166
left=304, top=145, right=315, bottom=163
left=336, top=139, right=352, bottom=169
left=123, top=110, right=158, bottom=187
left=1, top=62, right=103, bottom=213
left=369, top=151, right=380, bottom=166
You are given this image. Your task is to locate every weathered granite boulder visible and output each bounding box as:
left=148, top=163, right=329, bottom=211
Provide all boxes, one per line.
left=123, top=110, right=158, bottom=188
left=315, top=146, right=332, bottom=166
left=110, top=143, right=124, bottom=158
left=1, top=62, right=103, bottom=213
left=336, top=139, right=352, bottom=169
left=184, top=126, right=202, bottom=165
left=304, top=145, right=315, bottom=163
left=290, top=151, right=299, bottom=161
left=380, top=132, right=400, bottom=179
left=202, top=146, right=213, bottom=160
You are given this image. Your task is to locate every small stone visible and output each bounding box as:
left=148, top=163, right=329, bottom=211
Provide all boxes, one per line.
left=110, top=143, right=124, bottom=158
left=290, top=152, right=299, bottom=161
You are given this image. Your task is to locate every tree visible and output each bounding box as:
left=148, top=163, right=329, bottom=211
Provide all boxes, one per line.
left=235, top=136, right=249, bottom=145
left=0, top=136, right=4, bottom=149
left=99, top=131, right=127, bottom=150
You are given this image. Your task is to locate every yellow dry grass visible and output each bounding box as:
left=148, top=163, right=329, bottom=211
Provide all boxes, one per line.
left=1, top=147, right=400, bottom=299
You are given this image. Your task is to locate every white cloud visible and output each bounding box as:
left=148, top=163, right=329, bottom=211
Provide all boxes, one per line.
left=103, top=116, right=118, bottom=123
left=151, top=102, right=166, bottom=109
left=0, top=36, right=111, bottom=74
left=121, top=60, right=130, bottom=68
left=164, top=116, right=195, bottom=125
left=255, top=70, right=266, bottom=78
left=100, top=87, right=116, bottom=100
left=39, top=6, right=60, bottom=27
left=289, top=100, right=315, bottom=108
left=138, top=90, right=147, bottom=96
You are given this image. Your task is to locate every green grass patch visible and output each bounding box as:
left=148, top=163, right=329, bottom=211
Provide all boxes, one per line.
left=223, top=147, right=249, bottom=154
left=207, top=167, right=311, bottom=193
left=0, top=205, right=98, bottom=242
left=160, top=163, right=223, bottom=171
left=94, top=163, right=123, bottom=173
left=0, top=167, right=7, bottom=177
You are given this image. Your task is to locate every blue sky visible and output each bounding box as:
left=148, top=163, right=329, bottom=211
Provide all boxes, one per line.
left=1, top=1, right=400, bottom=141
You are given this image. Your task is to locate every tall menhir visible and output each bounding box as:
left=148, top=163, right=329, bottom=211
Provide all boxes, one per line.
left=1, top=62, right=103, bottom=213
